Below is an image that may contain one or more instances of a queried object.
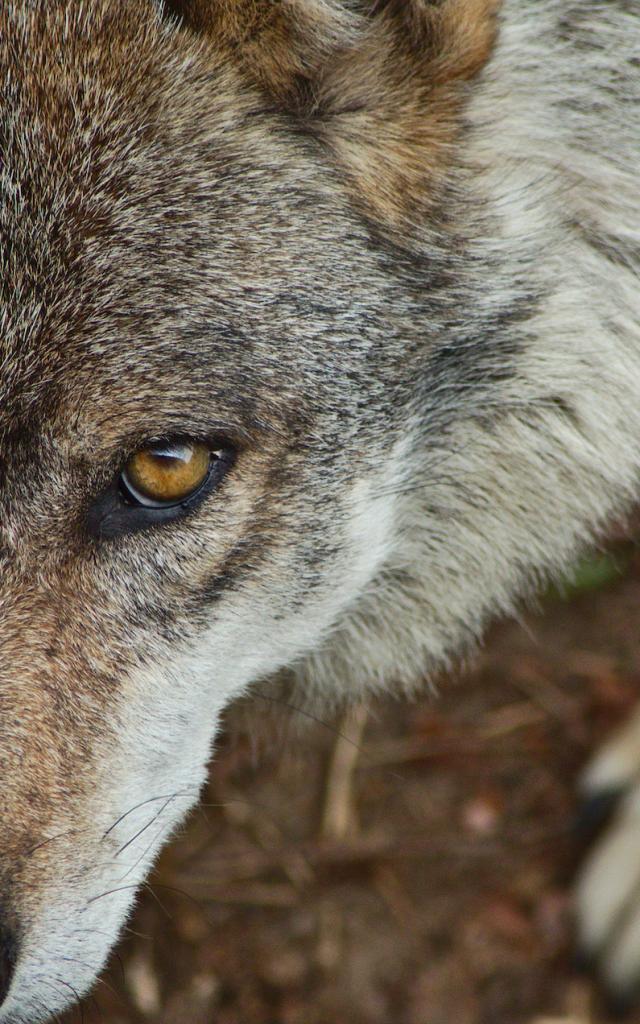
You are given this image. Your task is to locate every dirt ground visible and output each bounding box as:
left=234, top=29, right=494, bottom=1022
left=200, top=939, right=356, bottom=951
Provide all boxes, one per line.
left=60, top=540, right=640, bottom=1024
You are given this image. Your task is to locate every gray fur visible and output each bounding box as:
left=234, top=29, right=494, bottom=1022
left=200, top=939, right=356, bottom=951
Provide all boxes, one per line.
left=0, top=0, right=638, bottom=1019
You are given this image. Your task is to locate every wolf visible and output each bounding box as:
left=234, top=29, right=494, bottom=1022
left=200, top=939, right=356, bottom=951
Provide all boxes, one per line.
left=0, top=0, right=638, bottom=1020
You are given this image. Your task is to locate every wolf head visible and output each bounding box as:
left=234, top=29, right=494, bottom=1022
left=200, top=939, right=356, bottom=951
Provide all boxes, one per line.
left=1, top=0, right=639, bottom=1019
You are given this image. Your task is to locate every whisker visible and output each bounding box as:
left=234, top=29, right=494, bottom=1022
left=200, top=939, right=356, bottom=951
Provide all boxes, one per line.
left=38, top=978, right=83, bottom=1024
left=85, top=883, right=140, bottom=907
left=51, top=955, right=124, bottom=1016
left=55, top=978, right=85, bottom=1024
left=88, top=992, right=104, bottom=1023
left=118, top=821, right=176, bottom=882
left=84, top=879, right=180, bottom=924
left=110, top=948, right=127, bottom=987
left=251, top=689, right=369, bottom=749
left=92, top=973, right=127, bottom=1007
left=115, top=793, right=178, bottom=857
left=26, top=828, right=89, bottom=858
left=101, top=787, right=199, bottom=840
left=56, top=937, right=127, bottom=988
left=37, top=997, right=63, bottom=1024
left=121, top=924, right=153, bottom=941
left=141, top=880, right=174, bottom=920
left=144, top=879, right=204, bottom=913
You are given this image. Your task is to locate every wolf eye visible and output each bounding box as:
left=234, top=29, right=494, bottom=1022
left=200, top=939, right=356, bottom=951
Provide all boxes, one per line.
left=88, top=437, right=235, bottom=539
left=120, top=441, right=212, bottom=508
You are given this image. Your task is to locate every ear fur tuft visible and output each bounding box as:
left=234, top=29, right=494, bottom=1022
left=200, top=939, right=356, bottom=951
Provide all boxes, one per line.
left=316, top=0, right=500, bottom=228
left=163, top=0, right=355, bottom=104
left=166, top=0, right=500, bottom=229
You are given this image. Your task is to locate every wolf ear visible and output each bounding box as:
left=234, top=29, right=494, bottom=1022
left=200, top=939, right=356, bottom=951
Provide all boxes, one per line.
left=163, top=0, right=353, bottom=103
left=166, top=0, right=499, bottom=229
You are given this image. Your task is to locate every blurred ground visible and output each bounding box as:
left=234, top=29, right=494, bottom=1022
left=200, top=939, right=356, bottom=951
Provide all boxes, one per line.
left=61, top=540, right=640, bottom=1024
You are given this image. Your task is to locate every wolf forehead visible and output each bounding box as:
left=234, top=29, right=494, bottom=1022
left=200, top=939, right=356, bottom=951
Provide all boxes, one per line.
left=1, top=2, right=383, bottom=428
left=0, top=0, right=505, bottom=455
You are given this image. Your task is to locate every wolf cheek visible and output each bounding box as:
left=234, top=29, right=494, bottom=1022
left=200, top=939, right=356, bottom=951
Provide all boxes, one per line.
left=0, top=442, right=402, bottom=1024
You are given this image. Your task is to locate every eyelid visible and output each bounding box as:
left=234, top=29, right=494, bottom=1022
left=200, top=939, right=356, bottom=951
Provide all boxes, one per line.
left=112, top=424, right=249, bottom=466
left=87, top=443, right=236, bottom=541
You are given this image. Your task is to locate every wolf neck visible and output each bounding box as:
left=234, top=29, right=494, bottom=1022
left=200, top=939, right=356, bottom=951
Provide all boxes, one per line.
left=467, top=0, right=638, bottom=275
left=278, top=0, right=640, bottom=710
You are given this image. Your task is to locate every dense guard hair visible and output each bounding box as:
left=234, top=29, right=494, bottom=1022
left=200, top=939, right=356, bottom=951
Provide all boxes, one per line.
left=0, top=0, right=638, bottom=1020
left=165, top=0, right=499, bottom=227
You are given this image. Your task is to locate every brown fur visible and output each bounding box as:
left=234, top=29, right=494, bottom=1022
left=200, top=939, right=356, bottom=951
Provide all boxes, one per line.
left=2, top=0, right=638, bottom=1017
left=0, top=0, right=501, bottom=985
left=169, top=0, right=500, bottom=228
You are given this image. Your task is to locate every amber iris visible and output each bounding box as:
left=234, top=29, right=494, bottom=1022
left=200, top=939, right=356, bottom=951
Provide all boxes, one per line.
left=123, top=442, right=211, bottom=507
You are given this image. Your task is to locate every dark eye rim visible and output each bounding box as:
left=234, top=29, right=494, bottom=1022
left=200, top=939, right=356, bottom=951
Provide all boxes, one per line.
left=87, top=441, right=236, bottom=541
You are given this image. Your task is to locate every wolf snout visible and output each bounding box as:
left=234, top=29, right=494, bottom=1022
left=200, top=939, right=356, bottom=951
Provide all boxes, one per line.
left=0, top=924, right=17, bottom=1012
